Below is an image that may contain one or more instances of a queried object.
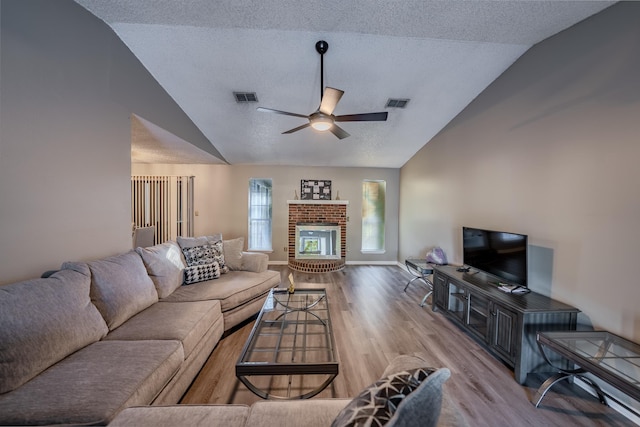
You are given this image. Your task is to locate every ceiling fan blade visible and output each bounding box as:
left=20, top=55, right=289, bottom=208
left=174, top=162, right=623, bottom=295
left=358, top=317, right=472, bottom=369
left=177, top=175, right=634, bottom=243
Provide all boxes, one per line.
left=257, top=107, right=309, bottom=119
left=319, top=87, right=344, bottom=115
left=282, top=122, right=311, bottom=134
left=335, top=112, right=388, bottom=122
left=330, top=124, right=350, bottom=139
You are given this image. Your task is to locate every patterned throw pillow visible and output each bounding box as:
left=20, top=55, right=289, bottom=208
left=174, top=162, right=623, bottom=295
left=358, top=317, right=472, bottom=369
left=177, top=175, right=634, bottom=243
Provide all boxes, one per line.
left=331, top=367, right=436, bottom=427
left=183, top=262, right=220, bottom=285
left=209, top=239, right=229, bottom=273
left=181, top=242, right=229, bottom=274
left=182, top=244, right=215, bottom=266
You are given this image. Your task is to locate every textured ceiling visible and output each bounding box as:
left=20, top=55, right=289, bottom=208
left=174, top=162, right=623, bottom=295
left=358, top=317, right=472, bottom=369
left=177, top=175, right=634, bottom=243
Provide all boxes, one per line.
left=131, top=114, right=224, bottom=164
left=75, top=0, right=615, bottom=167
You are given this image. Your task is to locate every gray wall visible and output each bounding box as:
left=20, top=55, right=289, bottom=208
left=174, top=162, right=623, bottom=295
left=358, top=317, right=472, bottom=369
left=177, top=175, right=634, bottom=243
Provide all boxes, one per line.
left=132, top=163, right=400, bottom=264
left=399, top=2, right=640, bottom=342
left=0, top=0, right=219, bottom=284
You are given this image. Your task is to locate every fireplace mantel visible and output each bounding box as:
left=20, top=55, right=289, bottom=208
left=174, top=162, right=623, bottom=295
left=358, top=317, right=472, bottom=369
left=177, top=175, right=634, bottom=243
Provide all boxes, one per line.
left=287, top=200, right=349, bottom=205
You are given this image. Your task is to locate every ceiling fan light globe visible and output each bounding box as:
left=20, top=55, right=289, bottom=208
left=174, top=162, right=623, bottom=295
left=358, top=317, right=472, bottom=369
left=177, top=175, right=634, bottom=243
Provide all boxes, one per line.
left=311, top=120, right=333, bottom=131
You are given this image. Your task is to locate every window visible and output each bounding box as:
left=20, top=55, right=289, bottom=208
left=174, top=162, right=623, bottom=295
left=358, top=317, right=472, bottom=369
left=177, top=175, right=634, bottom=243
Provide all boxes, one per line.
left=361, top=180, right=386, bottom=252
left=248, top=178, right=272, bottom=251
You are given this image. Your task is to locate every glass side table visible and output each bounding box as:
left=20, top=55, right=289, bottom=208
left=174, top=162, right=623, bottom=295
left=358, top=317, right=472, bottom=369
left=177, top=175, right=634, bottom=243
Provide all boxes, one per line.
left=404, top=259, right=434, bottom=307
left=533, top=330, right=640, bottom=409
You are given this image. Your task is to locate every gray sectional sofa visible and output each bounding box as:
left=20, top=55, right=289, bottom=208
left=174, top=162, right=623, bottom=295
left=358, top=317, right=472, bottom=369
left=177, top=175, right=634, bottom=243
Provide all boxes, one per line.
left=0, top=239, right=280, bottom=426
left=108, top=355, right=469, bottom=427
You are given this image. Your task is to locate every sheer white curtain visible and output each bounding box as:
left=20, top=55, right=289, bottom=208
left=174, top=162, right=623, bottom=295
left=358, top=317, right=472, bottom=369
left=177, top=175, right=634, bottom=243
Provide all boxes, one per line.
left=248, top=178, right=272, bottom=251
left=361, top=180, right=386, bottom=252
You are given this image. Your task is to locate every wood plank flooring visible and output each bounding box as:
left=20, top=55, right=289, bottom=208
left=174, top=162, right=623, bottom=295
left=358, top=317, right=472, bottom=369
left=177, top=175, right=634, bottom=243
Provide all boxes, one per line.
left=181, top=265, right=634, bottom=426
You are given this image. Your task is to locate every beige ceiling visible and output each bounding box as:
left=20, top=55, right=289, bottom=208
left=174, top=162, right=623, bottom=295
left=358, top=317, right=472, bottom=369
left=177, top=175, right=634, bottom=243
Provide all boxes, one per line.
left=75, top=0, right=615, bottom=168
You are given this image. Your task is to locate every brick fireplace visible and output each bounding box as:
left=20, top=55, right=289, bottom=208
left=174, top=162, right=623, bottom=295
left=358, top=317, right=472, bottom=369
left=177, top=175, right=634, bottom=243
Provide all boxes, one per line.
left=288, top=200, right=348, bottom=273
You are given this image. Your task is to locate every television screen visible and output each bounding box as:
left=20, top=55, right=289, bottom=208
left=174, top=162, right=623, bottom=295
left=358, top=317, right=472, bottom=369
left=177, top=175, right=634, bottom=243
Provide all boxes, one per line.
left=462, top=227, right=528, bottom=287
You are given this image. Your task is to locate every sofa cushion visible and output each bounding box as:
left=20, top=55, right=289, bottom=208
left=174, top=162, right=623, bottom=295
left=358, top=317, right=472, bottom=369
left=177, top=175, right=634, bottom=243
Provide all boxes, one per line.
left=162, top=270, right=280, bottom=312
left=184, top=262, right=221, bottom=285
left=136, top=241, right=185, bottom=298
left=246, top=399, right=351, bottom=427
left=0, top=268, right=108, bottom=394
left=330, top=367, right=440, bottom=427
left=0, top=340, right=183, bottom=426
left=240, top=251, right=268, bottom=273
left=223, top=237, right=244, bottom=270
left=178, top=234, right=229, bottom=273
left=220, top=290, right=270, bottom=331
left=104, top=300, right=223, bottom=358
left=109, top=405, right=250, bottom=427
left=65, top=251, right=159, bottom=330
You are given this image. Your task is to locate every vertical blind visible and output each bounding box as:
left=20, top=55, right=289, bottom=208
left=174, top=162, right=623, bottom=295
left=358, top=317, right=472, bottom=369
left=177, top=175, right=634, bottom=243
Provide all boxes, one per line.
left=131, top=175, right=194, bottom=244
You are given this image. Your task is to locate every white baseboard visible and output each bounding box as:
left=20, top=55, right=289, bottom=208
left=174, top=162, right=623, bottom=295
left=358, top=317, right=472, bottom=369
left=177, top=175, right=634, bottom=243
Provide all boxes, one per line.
left=267, top=260, right=403, bottom=267
left=345, top=260, right=399, bottom=266
left=574, top=377, right=640, bottom=425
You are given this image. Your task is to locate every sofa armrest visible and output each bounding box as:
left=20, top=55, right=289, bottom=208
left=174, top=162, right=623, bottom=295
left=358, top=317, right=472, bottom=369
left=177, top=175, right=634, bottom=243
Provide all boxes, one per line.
left=241, top=252, right=268, bottom=273
left=382, top=355, right=433, bottom=377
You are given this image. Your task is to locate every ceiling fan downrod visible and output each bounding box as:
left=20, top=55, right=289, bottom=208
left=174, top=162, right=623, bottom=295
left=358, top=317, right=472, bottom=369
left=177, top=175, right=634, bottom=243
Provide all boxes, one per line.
left=316, top=40, right=328, bottom=105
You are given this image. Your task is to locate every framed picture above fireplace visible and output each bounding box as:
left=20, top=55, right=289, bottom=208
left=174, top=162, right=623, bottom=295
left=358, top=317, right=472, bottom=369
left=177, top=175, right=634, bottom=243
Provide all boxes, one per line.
left=301, top=179, right=331, bottom=200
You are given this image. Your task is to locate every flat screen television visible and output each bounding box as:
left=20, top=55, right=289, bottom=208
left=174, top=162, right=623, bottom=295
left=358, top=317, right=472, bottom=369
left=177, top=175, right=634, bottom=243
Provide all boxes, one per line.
left=462, top=227, right=528, bottom=287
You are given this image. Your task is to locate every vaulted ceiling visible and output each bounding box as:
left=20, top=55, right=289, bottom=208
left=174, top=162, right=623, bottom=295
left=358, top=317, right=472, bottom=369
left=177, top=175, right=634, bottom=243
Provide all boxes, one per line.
left=75, top=0, right=615, bottom=168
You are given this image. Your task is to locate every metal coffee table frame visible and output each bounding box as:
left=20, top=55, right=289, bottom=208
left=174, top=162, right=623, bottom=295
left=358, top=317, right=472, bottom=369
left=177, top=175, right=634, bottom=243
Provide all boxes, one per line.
left=236, top=288, right=339, bottom=399
left=533, top=330, right=640, bottom=410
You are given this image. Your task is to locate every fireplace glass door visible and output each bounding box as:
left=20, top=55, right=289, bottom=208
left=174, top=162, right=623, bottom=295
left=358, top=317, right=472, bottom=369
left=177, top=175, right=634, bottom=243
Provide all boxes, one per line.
left=295, top=225, right=341, bottom=260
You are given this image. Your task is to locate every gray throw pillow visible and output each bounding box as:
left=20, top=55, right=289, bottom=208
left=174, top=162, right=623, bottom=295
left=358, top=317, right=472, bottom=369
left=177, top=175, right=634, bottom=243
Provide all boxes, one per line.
left=331, top=367, right=448, bottom=427
left=387, top=368, right=451, bottom=427
left=223, top=237, right=244, bottom=270
left=136, top=241, right=185, bottom=298
left=64, top=251, right=158, bottom=330
left=176, top=233, right=222, bottom=248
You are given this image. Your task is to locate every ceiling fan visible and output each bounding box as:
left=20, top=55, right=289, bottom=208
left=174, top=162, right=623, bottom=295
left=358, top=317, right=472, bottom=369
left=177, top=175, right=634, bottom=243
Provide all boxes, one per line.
left=257, top=40, right=388, bottom=140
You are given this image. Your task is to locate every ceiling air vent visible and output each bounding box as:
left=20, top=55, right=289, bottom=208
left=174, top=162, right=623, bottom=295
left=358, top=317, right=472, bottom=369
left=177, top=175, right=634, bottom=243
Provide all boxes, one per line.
left=385, top=98, right=410, bottom=108
left=234, top=92, right=258, bottom=103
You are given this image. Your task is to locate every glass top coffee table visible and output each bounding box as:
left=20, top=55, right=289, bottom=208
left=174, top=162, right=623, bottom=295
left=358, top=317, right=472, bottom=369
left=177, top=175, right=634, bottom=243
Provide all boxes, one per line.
left=236, top=288, right=339, bottom=399
left=533, top=330, right=640, bottom=408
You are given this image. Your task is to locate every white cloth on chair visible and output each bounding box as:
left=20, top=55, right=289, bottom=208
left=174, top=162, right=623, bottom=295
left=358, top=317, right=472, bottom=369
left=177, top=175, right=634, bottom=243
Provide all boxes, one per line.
left=132, top=226, right=155, bottom=248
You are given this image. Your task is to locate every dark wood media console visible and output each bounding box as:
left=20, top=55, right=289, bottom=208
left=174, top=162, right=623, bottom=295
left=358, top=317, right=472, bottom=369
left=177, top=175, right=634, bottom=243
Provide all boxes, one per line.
left=432, top=265, right=580, bottom=384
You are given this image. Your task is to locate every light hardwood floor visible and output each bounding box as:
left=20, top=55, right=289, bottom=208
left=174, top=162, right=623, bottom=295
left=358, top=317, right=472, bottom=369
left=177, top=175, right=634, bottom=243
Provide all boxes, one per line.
left=181, top=265, right=634, bottom=426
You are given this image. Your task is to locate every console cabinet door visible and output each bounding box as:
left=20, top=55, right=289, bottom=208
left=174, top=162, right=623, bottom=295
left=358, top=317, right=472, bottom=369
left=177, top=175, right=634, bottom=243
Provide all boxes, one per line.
left=433, top=273, right=448, bottom=311
left=467, top=291, right=491, bottom=343
left=446, top=279, right=468, bottom=324
left=489, top=302, right=519, bottom=364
